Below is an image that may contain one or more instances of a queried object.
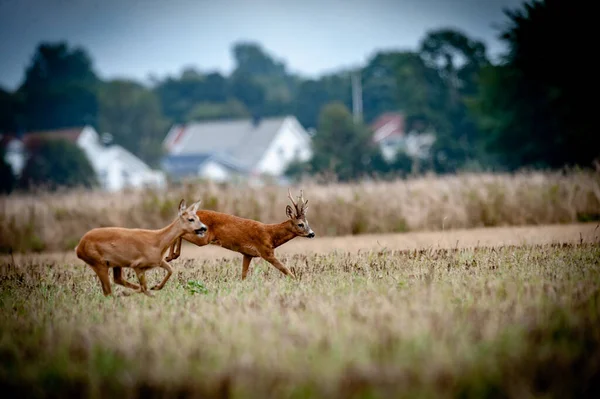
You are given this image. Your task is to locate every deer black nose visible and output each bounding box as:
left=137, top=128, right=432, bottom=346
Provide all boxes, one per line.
left=195, top=226, right=207, bottom=234
left=308, top=232, right=315, bottom=238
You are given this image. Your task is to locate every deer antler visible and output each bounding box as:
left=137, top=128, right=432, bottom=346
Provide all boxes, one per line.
left=287, top=188, right=301, bottom=216
left=299, top=190, right=308, bottom=213
left=287, top=188, right=297, bottom=207
left=288, top=188, right=309, bottom=216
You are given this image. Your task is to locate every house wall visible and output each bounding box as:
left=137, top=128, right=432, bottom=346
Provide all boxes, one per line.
left=255, top=117, right=312, bottom=176
left=5, top=140, right=25, bottom=176
left=78, top=127, right=165, bottom=191
left=198, top=160, right=231, bottom=182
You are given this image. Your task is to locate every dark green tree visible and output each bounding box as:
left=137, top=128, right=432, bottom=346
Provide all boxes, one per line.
left=155, top=68, right=229, bottom=123
left=98, top=79, right=168, bottom=166
left=18, top=138, right=97, bottom=190
left=293, top=74, right=352, bottom=129
left=229, top=72, right=266, bottom=117
left=230, top=42, right=296, bottom=117
left=288, top=102, right=384, bottom=181
left=471, top=0, right=598, bottom=169
left=0, top=87, right=22, bottom=133
left=18, top=42, right=100, bottom=130
left=418, top=28, right=490, bottom=172
left=185, top=99, right=249, bottom=121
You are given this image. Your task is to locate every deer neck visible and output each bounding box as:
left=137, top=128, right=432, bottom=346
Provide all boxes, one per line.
left=153, top=218, right=184, bottom=253
left=269, top=220, right=298, bottom=249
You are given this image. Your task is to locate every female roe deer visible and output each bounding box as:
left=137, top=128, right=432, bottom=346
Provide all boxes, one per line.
left=165, top=189, right=314, bottom=280
left=75, top=199, right=207, bottom=296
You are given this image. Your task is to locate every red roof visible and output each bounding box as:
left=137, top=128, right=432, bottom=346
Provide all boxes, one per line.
left=1, top=127, right=85, bottom=149
left=371, top=112, right=405, bottom=142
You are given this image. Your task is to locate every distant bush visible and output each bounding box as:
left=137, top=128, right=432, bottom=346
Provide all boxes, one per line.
left=18, top=138, right=97, bottom=191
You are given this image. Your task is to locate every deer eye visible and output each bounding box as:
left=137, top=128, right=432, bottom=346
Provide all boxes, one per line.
left=298, top=223, right=304, bottom=228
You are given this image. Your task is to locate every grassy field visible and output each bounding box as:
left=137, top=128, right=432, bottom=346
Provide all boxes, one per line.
left=2, top=169, right=599, bottom=253
left=1, top=232, right=599, bottom=398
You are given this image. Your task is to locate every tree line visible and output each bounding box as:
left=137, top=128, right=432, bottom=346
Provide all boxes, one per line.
left=1, top=0, right=597, bottom=193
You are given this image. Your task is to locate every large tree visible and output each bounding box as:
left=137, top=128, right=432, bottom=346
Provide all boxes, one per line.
left=18, top=42, right=100, bottom=131
left=0, top=87, right=22, bottom=134
left=471, top=0, right=598, bottom=170
left=98, top=80, right=169, bottom=166
left=418, top=28, right=490, bottom=172
left=288, top=102, right=385, bottom=181
left=154, top=68, right=229, bottom=123
left=18, top=138, right=97, bottom=191
left=293, top=74, right=352, bottom=130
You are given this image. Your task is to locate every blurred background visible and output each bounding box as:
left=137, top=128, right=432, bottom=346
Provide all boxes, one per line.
left=0, top=0, right=596, bottom=193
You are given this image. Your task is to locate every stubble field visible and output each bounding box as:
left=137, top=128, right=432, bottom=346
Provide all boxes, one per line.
left=1, top=223, right=599, bottom=398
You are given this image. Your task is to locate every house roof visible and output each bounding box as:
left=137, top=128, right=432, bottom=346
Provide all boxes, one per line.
left=1, top=127, right=85, bottom=149
left=97, top=145, right=154, bottom=173
left=371, top=112, right=405, bottom=142
left=163, top=116, right=290, bottom=170
left=161, top=152, right=247, bottom=177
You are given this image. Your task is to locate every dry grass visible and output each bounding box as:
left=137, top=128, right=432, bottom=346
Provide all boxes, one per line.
left=1, top=242, right=599, bottom=398
left=1, top=170, right=600, bottom=254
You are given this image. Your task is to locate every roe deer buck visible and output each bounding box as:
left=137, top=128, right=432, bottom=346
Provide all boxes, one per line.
left=75, top=199, right=207, bottom=296
left=166, top=189, right=314, bottom=280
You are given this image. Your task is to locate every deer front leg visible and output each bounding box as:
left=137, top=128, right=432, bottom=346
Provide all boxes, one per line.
left=89, top=263, right=113, bottom=296
left=165, top=237, right=182, bottom=262
left=261, top=251, right=296, bottom=280
left=151, top=260, right=174, bottom=291
left=242, top=254, right=253, bottom=280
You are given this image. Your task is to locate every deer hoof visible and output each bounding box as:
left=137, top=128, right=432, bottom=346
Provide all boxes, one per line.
left=142, top=290, right=155, bottom=297
left=150, top=285, right=161, bottom=291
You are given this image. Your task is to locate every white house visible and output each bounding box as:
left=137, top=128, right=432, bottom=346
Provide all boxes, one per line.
left=1, top=126, right=166, bottom=192
left=162, top=115, right=313, bottom=184
left=371, top=112, right=435, bottom=162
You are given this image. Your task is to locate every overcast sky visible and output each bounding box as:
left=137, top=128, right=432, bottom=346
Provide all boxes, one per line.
left=0, top=0, right=525, bottom=90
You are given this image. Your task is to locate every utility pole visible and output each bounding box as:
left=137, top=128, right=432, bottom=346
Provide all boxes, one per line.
left=351, top=70, right=363, bottom=124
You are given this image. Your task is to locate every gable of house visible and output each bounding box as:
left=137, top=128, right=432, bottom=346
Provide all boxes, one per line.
left=254, top=117, right=313, bottom=176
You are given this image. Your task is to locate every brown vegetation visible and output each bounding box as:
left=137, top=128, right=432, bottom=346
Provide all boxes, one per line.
left=1, top=170, right=599, bottom=253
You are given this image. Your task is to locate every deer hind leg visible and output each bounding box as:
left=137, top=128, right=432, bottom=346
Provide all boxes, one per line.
left=113, top=267, right=140, bottom=290
left=133, top=268, right=154, bottom=297
left=242, top=254, right=253, bottom=280
left=165, top=237, right=182, bottom=262
left=151, top=260, right=173, bottom=291
left=261, top=251, right=296, bottom=280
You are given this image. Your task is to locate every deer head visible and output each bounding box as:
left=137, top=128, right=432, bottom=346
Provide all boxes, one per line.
left=178, top=199, right=207, bottom=237
left=286, top=189, right=315, bottom=239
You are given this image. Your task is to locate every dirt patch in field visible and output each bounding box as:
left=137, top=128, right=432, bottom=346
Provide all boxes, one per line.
left=5, top=222, right=597, bottom=266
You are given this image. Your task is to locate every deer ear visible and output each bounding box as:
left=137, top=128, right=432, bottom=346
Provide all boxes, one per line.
left=178, top=199, right=186, bottom=216
left=286, top=205, right=294, bottom=219
left=191, top=200, right=202, bottom=213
